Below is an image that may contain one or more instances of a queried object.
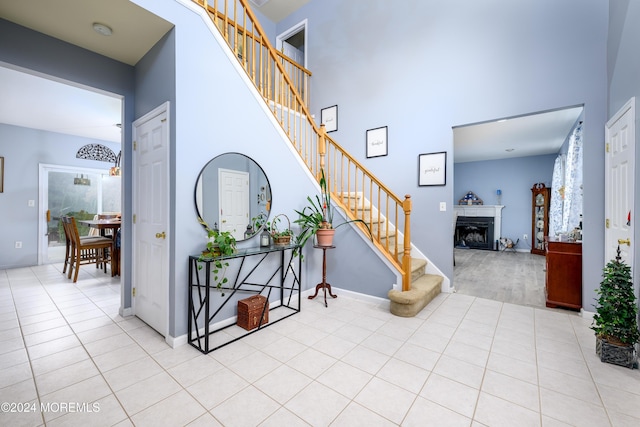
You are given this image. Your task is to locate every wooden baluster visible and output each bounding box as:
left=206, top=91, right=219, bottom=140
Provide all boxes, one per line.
left=402, top=195, right=412, bottom=291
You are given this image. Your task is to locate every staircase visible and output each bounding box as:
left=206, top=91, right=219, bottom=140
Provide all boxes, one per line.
left=192, top=0, right=444, bottom=316
left=341, top=193, right=443, bottom=316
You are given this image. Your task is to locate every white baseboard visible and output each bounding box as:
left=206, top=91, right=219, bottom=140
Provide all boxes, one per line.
left=580, top=308, right=595, bottom=320
left=119, top=307, right=133, bottom=317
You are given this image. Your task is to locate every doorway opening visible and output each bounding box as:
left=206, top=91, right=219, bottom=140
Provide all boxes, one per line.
left=39, top=164, right=121, bottom=264
left=276, top=19, right=307, bottom=69
left=452, top=105, right=584, bottom=306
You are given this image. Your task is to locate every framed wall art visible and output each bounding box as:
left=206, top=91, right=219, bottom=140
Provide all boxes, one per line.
left=418, top=151, right=446, bottom=186
left=320, top=105, right=338, bottom=132
left=0, top=156, right=3, bottom=193
left=366, top=126, right=388, bottom=158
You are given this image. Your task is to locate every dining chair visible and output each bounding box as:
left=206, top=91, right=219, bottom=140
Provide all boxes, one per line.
left=60, top=216, right=103, bottom=275
left=62, top=216, right=113, bottom=282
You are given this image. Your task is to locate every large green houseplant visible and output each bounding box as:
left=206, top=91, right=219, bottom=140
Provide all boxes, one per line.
left=591, top=246, right=639, bottom=368
left=294, top=169, right=371, bottom=254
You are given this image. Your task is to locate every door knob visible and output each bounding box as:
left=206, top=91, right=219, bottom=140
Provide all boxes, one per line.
left=618, top=238, right=631, bottom=246
left=156, top=232, right=166, bottom=239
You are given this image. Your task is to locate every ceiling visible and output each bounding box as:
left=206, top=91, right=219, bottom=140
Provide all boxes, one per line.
left=0, top=0, right=582, bottom=160
left=453, top=106, right=583, bottom=163
left=249, top=0, right=309, bottom=22
left=0, top=0, right=173, bottom=144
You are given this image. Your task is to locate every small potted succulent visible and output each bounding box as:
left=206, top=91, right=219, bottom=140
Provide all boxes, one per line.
left=591, top=246, right=639, bottom=369
left=269, top=214, right=294, bottom=245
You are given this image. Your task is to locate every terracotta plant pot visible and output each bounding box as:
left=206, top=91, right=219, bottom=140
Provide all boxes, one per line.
left=316, top=228, right=335, bottom=247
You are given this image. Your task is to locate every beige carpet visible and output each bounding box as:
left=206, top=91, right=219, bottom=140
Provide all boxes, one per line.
left=453, top=248, right=546, bottom=307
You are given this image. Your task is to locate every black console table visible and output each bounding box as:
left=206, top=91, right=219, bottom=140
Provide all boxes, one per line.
left=188, top=244, right=301, bottom=354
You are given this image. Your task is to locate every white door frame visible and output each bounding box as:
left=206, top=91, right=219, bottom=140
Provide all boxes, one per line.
left=132, top=101, right=170, bottom=338
left=605, top=97, right=635, bottom=285
left=276, top=19, right=308, bottom=69
left=37, top=163, right=110, bottom=264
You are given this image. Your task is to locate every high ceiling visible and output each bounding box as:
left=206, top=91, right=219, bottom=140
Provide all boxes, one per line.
left=0, top=0, right=583, bottom=160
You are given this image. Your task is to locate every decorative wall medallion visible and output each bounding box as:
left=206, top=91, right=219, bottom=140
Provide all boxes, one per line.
left=76, top=144, right=117, bottom=163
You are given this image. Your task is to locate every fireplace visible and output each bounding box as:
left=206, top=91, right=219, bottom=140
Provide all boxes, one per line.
left=455, top=216, right=495, bottom=250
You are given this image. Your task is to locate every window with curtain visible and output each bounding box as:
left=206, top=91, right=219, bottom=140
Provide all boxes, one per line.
left=549, top=123, right=583, bottom=236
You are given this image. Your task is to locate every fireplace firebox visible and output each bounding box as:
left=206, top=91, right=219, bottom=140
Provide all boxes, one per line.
left=455, top=216, right=495, bottom=250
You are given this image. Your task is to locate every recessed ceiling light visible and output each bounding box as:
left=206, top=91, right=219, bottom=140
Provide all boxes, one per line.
left=93, top=23, right=113, bottom=36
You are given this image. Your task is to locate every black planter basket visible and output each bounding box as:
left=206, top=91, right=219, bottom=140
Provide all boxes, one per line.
left=596, top=337, right=638, bottom=369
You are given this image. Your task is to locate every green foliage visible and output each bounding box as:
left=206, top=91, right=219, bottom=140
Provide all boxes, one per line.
left=197, top=217, right=237, bottom=296
left=268, top=214, right=293, bottom=238
left=591, top=248, right=640, bottom=346
left=293, top=169, right=371, bottom=257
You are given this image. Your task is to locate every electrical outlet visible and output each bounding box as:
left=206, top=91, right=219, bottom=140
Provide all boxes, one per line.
left=15, top=241, right=22, bottom=249
left=523, top=234, right=528, bottom=240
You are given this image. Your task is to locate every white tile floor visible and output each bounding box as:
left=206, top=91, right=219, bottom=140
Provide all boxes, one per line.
left=1, top=264, right=640, bottom=426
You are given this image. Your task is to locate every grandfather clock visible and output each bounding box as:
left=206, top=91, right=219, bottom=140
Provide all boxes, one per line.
left=531, top=183, right=550, bottom=255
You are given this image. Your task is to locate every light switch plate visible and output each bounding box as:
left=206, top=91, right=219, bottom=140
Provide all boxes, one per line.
left=439, top=202, right=446, bottom=211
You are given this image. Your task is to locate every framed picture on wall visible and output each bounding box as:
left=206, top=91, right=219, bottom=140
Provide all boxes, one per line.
left=418, top=151, right=446, bottom=186
left=320, top=105, right=338, bottom=132
left=366, top=126, right=388, bottom=158
left=0, top=156, right=3, bottom=193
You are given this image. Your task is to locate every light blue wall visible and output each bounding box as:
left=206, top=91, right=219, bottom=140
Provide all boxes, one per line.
left=0, top=2, right=394, bottom=340
left=454, top=154, right=556, bottom=246
left=0, top=124, right=120, bottom=269
left=132, top=0, right=395, bottom=336
left=274, top=0, right=608, bottom=307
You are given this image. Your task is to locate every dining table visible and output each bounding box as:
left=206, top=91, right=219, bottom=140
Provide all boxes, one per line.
left=78, top=218, right=122, bottom=276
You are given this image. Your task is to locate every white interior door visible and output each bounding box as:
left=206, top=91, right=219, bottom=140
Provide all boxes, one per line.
left=218, top=168, right=249, bottom=240
left=132, top=102, right=170, bottom=337
left=605, top=98, right=635, bottom=274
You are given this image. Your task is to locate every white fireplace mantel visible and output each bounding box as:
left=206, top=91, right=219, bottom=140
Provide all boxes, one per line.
left=454, top=205, right=505, bottom=243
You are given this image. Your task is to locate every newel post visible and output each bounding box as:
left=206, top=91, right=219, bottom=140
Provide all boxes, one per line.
left=318, top=124, right=326, bottom=178
left=402, top=195, right=412, bottom=291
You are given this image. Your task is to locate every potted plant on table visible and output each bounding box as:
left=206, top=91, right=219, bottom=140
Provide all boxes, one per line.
left=269, top=214, right=294, bottom=246
left=294, top=169, right=371, bottom=255
left=591, top=246, right=639, bottom=369
left=197, top=217, right=237, bottom=296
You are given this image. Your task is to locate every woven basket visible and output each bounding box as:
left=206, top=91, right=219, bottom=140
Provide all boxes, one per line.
left=271, top=214, right=292, bottom=245
left=596, top=337, right=637, bottom=369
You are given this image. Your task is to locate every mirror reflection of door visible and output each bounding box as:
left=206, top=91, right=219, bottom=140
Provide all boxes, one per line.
left=218, top=168, right=250, bottom=240
left=39, top=164, right=121, bottom=264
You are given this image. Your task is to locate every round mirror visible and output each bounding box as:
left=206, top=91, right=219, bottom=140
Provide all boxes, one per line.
left=195, top=153, right=271, bottom=241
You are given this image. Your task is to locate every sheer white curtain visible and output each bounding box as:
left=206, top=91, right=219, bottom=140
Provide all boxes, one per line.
left=563, top=123, right=583, bottom=231
left=549, top=123, right=583, bottom=236
left=549, top=154, right=565, bottom=236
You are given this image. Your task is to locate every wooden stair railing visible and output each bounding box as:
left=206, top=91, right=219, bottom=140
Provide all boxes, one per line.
left=193, top=0, right=414, bottom=291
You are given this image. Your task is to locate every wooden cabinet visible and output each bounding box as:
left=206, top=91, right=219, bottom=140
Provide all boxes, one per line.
left=545, top=237, right=582, bottom=310
left=531, top=183, right=550, bottom=255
